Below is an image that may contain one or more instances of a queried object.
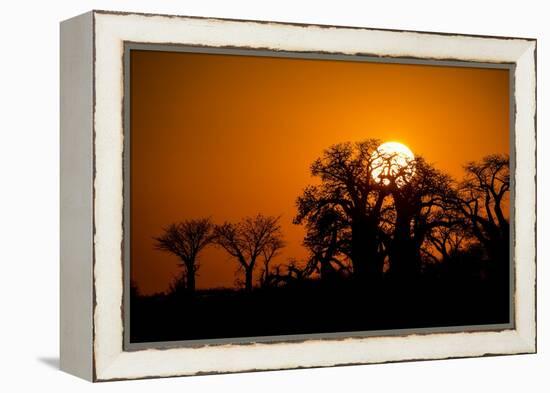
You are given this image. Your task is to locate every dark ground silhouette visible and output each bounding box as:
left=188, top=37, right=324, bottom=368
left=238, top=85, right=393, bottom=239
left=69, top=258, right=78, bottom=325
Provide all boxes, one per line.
left=130, top=262, right=509, bottom=343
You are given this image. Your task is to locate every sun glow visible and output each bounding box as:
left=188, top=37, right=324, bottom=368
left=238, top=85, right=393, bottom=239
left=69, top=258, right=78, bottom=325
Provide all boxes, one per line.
left=371, top=141, right=415, bottom=186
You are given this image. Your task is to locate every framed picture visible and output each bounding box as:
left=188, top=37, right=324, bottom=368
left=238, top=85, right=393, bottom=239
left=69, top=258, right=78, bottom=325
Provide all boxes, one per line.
left=60, top=10, right=537, bottom=382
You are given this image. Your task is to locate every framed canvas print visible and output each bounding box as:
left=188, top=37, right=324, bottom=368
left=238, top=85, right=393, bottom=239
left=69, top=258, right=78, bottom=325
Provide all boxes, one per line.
left=60, top=10, right=537, bottom=382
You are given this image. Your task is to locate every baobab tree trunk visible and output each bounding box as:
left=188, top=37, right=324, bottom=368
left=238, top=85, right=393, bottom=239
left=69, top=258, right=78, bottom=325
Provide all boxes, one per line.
left=389, top=217, right=408, bottom=275
left=319, top=257, right=337, bottom=280
left=185, top=266, right=196, bottom=293
left=389, top=214, right=422, bottom=279
left=244, top=267, right=254, bottom=292
left=389, top=239, right=419, bottom=278
left=389, top=197, right=431, bottom=279
left=351, top=221, right=367, bottom=280
left=351, top=218, right=383, bottom=283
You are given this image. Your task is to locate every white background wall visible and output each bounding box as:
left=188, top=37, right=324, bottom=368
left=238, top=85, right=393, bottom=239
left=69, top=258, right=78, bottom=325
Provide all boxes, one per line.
left=0, top=0, right=546, bottom=391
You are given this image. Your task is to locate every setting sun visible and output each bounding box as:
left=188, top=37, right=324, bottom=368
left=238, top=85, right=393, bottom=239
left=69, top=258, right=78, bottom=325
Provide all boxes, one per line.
left=371, top=141, right=415, bottom=186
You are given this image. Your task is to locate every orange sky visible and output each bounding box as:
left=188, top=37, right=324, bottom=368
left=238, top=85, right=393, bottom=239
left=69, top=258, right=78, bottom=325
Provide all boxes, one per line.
left=130, top=49, right=510, bottom=295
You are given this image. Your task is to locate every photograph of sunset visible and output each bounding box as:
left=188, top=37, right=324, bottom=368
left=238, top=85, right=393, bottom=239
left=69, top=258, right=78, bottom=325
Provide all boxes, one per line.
left=128, top=48, right=511, bottom=343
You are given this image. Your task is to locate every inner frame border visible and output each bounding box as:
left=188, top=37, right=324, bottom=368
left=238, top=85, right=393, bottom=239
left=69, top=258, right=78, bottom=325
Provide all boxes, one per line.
left=122, top=41, right=517, bottom=352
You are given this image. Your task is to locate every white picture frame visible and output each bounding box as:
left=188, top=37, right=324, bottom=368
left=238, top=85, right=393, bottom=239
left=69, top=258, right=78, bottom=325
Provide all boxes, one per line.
left=60, top=10, right=536, bottom=382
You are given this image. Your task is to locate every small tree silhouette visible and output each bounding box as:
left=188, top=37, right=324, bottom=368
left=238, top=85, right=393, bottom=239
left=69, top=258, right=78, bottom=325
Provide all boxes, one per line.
left=154, top=218, right=215, bottom=293
left=214, top=214, right=283, bottom=292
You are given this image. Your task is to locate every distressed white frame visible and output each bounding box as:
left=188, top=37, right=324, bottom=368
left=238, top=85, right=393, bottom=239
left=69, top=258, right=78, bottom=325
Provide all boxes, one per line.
left=61, top=10, right=536, bottom=382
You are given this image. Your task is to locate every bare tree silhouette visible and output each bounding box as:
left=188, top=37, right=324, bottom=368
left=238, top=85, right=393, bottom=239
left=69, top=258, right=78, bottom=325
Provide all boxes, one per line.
left=295, top=140, right=390, bottom=283
left=259, top=237, right=285, bottom=288
left=454, top=154, right=510, bottom=270
left=423, top=224, right=470, bottom=264
left=214, top=214, right=283, bottom=292
left=302, top=208, right=351, bottom=281
left=154, top=218, right=215, bottom=293
left=457, top=155, right=510, bottom=260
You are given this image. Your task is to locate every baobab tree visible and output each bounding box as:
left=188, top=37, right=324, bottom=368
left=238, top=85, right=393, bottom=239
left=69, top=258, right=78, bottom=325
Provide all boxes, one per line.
left=302, top=207, right=351, bottom=280
left=214, top=214, right=283, bottom=292
left=380, top=157, right=457, bottom=277
left=454, top=154, right=510, bottom=266
left=295, top=140, right=390, bottom=283
left=154, top=218, right=215, bottom=293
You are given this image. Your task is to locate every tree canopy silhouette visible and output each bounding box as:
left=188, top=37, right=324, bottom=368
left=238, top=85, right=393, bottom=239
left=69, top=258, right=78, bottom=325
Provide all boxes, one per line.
left=154, top=218, right=215, bottom=292
left=214, top=214, right=284, bottom=292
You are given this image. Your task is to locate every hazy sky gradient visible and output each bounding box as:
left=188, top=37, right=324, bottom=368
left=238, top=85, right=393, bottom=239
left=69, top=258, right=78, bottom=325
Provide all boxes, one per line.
left=130, top=50, right=510, bottom=294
